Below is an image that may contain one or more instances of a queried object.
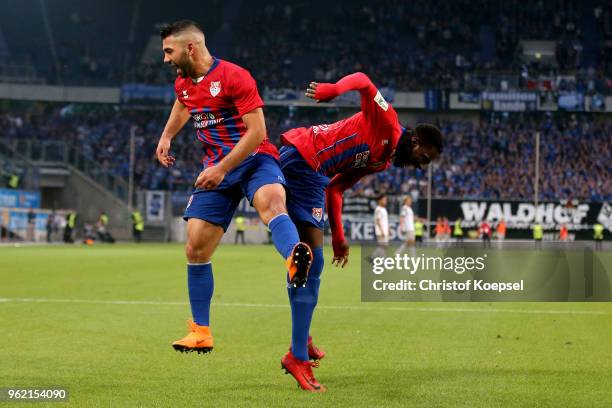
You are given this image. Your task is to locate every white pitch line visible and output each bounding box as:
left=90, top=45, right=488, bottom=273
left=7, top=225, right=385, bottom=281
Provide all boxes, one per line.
left=0, top=297, right=610, bottom=316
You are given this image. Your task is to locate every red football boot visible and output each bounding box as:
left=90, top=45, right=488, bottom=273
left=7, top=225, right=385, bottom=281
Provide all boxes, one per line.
left=308, top=336, right=325, bottom=361
left=281, top=351, right=326, bottom=392
left=288, top=337, right=325, bottom=361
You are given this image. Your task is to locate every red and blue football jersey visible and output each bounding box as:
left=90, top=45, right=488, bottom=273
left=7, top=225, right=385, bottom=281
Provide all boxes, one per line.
left=175, top=57, right=279, bottom=167
left=281, top=76, right=402, bottom=178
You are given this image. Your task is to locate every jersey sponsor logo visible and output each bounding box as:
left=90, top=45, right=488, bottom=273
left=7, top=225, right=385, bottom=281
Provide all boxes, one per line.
left=312, top=207, right=323, bottom=222
left=210, top=81, right=221, bottom=97
left=192, top=112, right=224, bottom=129
left=354, top=150, right=370, bottom=168
left=374, top=90, right=388, bottom=111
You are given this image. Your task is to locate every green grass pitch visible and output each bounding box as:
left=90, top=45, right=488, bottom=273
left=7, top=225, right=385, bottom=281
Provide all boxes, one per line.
left=1, top=243, right=611, bottom=407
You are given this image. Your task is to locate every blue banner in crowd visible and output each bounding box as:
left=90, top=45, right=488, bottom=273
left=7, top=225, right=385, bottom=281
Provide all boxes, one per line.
left=121, top=84, right=175, bottom=104
left=264, top=88, right=300, bottom=101
left=6, top=211, right=48, bottom=231
left=0, top=189, right=41, bottom=208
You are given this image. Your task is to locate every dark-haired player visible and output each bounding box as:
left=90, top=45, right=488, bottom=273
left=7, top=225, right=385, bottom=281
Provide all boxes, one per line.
left=278, top=72, right=443, bottom=392
left=155, top=20, right=312, bottom=356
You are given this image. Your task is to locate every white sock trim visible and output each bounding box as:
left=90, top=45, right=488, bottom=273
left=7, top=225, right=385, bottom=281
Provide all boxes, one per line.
left=267, top=212, right=289, bottom=228
left=188, top=262, right=211, bottom=266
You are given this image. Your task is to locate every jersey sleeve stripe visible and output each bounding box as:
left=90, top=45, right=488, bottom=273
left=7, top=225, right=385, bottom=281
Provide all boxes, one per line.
left=315, top=133, right=357, bottom=156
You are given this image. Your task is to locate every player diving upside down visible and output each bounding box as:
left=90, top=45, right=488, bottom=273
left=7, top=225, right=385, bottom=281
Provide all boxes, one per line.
left=155, top=20, right=313, bottom=357
left=278, top=72, right=443, bottom=391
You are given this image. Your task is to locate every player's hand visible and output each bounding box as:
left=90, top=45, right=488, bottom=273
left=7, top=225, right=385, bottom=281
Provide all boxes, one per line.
left=194, top=165, right=227, bottom=190
left=331, top=240, right=350, bottom=268
left=305, top=82, right=337, bottom=103
left=156, top=136, right=175, bottom=168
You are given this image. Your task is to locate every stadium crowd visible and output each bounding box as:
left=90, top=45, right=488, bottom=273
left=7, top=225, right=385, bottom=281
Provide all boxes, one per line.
left=0, top=0, right=610, bottom=94
left=228, top=0, right=612, bottom=94
left=1, top=107, right=610, bottom=202
left=118, top=0, right=612, bottom=94
left=353, top=116, right=612, bottom=201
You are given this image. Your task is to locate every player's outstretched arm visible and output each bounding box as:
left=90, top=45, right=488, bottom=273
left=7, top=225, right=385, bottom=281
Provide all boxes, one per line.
left=156, top=98, right=190, bottom=167
left=194, top=108, right=265, bottom=189
left=325, top=169, right=369, bottom=267
left=305, top=72, right=377, bottom=103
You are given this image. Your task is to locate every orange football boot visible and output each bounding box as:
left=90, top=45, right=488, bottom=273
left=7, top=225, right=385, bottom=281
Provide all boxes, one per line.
left=281, top=351, right=326, bottom=392
left=172, top=320, right=214, bottom=354
left=286, top=242, right=313, bottom=287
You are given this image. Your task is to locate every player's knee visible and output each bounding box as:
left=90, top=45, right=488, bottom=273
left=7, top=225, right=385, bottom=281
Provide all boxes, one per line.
left=267, top=195, right=287, bottom=217
left=185, top=241, right=210, bottom=263
left=259, top=196, right=288, bottom=225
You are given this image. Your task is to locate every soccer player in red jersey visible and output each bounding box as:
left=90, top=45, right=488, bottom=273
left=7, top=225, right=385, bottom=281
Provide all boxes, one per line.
left=155, top=21, right=312, bottom=356
left=278, top=72, right=443, bottom=391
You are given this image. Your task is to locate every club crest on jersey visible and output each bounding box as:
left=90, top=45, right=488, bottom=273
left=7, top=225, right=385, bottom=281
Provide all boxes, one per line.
left=354, top=150, right=370, bottom=168
left=210, top=81, right=221, bottom=97
left=312, top=207, right=323, bottom=222
left=182, top=90, right=188, bottom=99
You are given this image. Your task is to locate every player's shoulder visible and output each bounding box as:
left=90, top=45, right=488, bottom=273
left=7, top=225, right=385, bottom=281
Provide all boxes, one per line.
left=217, top=58, right=253, bottom=77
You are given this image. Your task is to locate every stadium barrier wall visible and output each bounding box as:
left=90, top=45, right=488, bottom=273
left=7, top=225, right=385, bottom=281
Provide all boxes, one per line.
left=342, top=196, right=611, bottom=241
left=170, top=216, right=271, bottom=245
left=4, top=81, right=611, bottom=113
left=166, top=195, right=610, bottom=243
left=0, top=208, right=69, bottom=242
left=58, top=166, right=132, bottom=240
left=0, top=83, right=120, bottom=103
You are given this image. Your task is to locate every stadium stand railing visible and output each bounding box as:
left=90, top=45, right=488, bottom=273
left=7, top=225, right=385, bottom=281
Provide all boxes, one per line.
left=3, top=139, right=128, bottom=203
left=0, top=139, right=40, bottom=191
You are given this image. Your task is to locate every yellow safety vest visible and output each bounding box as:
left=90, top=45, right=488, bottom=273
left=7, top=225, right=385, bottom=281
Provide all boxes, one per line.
left=8, top=174, right=19, bottom=189
left=132, top=212, right=144, bottom=231
left=533, top=224, right=543, bottom=239
left=235, top=216, right=246, bottom=231
left=453, top=220, right=463, bottom=236
left=415, top=221, right=424, bottom=237
left=594, top=224, right=604, bottom=240
left=67, top=213, right=76, bottom=228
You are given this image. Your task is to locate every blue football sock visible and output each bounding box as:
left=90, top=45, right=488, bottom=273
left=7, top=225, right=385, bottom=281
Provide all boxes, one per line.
left=288, top=246, right=323, bottom=361
left=188, top=263, right=214, bottom=326
left=268, top=213, right=300, bottom=259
